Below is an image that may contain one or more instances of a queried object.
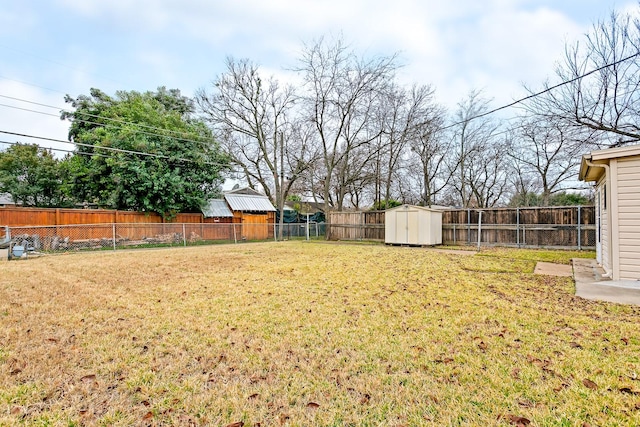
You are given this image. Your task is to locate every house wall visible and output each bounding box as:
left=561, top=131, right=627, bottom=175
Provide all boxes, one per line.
left=615, top=156, right=640, bottom=279
left=597, top=177, right=610, bottom=274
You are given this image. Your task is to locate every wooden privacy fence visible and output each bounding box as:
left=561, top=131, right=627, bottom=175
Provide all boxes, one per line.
left=327, top=206, right=596, bottom=250
left=326, top=211, right=385, bottom=241
left=442, top=206, right=595, bottom=249
left=0, top=206, right=215, bottom=227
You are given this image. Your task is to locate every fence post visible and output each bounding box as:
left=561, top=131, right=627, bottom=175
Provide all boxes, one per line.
left=516, top=207, right=520, bottom=248
left=467, top=208, right=471, bottom=245
left=306, top=214, right=310, bottom=241
left=112, top=223, right=116, bottom=250
left=183, top=223, right=186, bottom=247
left=453, top=223, right=456, bottom=244
left=477, top=210, right=483, bottom=251
left=577, top=205, right=582, bottom=250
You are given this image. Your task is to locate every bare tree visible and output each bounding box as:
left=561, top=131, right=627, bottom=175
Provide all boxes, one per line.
left=407, top=100, right=450, bottom=206
left=465, top=137, right=511, bottom=207
left=447, top=90, right=503, bottom=207
left=507, top=115, right=594, bottom=206
left=527, top=10, right=640, bottom=146
left=368, top=83, right=446, bottom=208
left=295, top=36, right=398, bottom=212
left=197, top=57, right=315, bottom=237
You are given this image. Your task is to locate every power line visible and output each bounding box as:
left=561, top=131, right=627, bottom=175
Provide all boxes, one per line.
left=0, top=130, right=262, bottom=175
left=0, top=99, right=279, bottom=176
left=0, top=94, right=215, bottom=146
left=0, top=101, right=217, bottom=150
left=0, top=139, right=114, bottom=159
left=0, top=129, right=230, bottom=167
left=0, top=74, right=68, bottom=95
left=0, top=102, right=60, bottom=117
left=0, top=44, right=128, bottom=88
left=442, top=50, right=640, bottom=131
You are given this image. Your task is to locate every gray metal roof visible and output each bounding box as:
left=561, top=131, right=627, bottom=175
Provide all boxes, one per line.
left=0, top=193, right=15, bottom=205
left=202, top=199, right=234, bottom=218
left=224, top=193, right=276, bottom=212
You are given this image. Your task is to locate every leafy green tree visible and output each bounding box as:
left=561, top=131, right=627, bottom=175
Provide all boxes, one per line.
left=62, top=87, right=229, bottom=220
left=371, top=199, right=402, bottom=210
left=0, top=143, right=69, bottom=207
left=549, top=192, right=592, bottom=206
left=508, top=191, right=591, bottom=207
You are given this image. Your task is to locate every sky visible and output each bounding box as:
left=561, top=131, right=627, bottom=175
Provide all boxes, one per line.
left=0, top=0, right=637, bottom=155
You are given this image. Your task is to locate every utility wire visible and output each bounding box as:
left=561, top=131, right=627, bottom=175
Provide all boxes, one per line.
left=0, top=130, right=257, bottom=174
left=0, top=94, right=215, bottom=145
left=0, top=129, right=227, bottom=166
left=0, top=74, right=67, bottom=95
left=4, top=46, right=638, bottom=174
left=0, top=139, right=114, bottom=159
left=0, top=101, right=217, bottom=150
left=5, top=48, right=639, bottom=147
left=442, top=50, right=640, bottom=131
left=0, top=43, right=127, bottom=88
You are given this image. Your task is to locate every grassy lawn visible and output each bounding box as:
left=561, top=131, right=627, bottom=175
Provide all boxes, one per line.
left=1, top=242, right=638, bottom=426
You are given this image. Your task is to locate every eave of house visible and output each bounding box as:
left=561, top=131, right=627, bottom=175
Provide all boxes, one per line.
left=579, top=144, right=640, bottom=182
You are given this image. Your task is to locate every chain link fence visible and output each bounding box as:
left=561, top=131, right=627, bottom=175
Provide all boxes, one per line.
left=442, top=206, right=596, bottom=250
left=325, top=206, right=596, bottom=250
left=443, top=223, right=596, bottom=250
left=4, top=222, right=326, bottom=256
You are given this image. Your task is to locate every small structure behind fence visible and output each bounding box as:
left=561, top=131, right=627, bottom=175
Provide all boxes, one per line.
left=327, top=206, right=595, bottom=250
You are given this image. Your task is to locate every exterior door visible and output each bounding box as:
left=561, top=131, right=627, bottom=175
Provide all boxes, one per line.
left=242, top=213, right=268, bottom=240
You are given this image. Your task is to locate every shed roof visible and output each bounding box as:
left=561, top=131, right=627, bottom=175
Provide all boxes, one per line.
left=224, top=193, right=276, bottom=212
left=0, top=193, right=15, bottom=205
left=201, top=199, right=234, bottom=218
left=579, top=144, right=640, bottom=182
left=386, top=204, right=443, bottom=213
left=225, top=187, right=264, bottom=196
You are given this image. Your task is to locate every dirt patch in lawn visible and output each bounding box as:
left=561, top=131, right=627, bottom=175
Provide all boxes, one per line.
left=1, top=242, right=638, bottom=426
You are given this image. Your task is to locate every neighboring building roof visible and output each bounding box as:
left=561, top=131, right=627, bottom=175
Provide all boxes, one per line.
left=225, top=187, right=265, bottom=196
left=202, top=199, right=234, bottom=218
left=224, top=193, right=276, bottom=212
left=0, top=193, right=15, bottom=206
left=579, top=144, right=640, bottom=182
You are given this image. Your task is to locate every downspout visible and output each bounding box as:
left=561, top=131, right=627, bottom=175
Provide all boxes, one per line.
left=583, top=158, right=613, bottom=279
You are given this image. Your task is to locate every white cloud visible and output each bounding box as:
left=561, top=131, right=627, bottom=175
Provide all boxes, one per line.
left=0, top=81, right=71, bottom=157
left=11, top=0, right=640, bottom=119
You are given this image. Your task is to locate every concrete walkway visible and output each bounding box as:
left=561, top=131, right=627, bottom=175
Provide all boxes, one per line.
left=534, top=262, right=572, bottom=277
left=572, top=258, right=640, bottom=305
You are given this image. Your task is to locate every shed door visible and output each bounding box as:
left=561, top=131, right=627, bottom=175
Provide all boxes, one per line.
left=407, top=210, right=419, bottom=245
left=242, top=213, right=269, bottom=241
left=394, top=210, right=410, bottom=244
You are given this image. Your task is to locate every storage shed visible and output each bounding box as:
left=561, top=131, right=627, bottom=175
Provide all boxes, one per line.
left=579, top=144, right=640, bottom=281
left=385, top=204, right=442, bottom=246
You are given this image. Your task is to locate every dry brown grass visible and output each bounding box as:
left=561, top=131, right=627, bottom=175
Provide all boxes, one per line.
left=1, top=242, right=639, bottom=426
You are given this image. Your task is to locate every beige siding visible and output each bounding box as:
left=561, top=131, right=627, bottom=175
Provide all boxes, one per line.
left=598, top=178, right=610, bottom=272
left=616, top=157, right=640, bottom=280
